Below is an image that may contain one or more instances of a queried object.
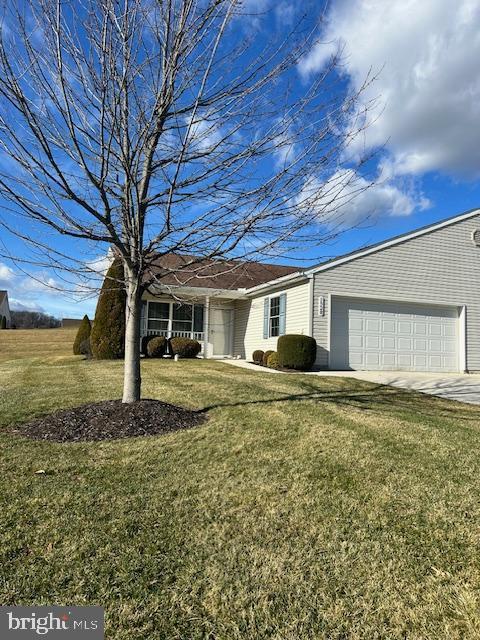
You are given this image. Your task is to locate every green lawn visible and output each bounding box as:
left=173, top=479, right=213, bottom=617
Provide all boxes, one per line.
left=1, top=329, right=480, bottom=638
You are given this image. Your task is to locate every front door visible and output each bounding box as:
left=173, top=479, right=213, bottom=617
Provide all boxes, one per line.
left=210, top=307, right=232, bottom=356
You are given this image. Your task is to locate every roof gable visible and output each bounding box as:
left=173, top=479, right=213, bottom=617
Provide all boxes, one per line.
left=306, top=208, right=480, bottom=276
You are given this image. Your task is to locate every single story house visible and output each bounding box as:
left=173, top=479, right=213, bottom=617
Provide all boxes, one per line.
left=142, top=208, right=480, bottom=373
left=0, top=290, right=11, bottom=327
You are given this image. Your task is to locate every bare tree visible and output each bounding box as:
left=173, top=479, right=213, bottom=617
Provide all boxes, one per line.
left=0, top=0, right=375, bottom=402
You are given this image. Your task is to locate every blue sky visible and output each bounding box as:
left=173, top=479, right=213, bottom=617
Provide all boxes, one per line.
left=1, top=0, right=480, bottom=318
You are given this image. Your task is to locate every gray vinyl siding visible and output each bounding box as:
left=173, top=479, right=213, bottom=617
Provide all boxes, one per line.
left=233, top=280, right=311, bottom=359
left=313, top=213, right=480, bottom=370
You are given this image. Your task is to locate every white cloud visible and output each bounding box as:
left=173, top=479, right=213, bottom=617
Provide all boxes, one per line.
left=84, top=253, right=112, bottom=277
left=0, top=262, right=15, bottom=286
left=0, top=258, right=99, bottom=318
left=20, top=273, right=64, bottom=295
left=297, top=169, right=430, bottom=227
left=275, top=2, right=296, bottom=26
left=9, top=298, right=45, bottom=313
left=299, top=0, right=480, bottom=180
left=185, top=114, right=223, bottom=154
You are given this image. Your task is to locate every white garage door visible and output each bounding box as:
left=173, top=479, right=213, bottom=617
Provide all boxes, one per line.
left=330, top=297, right=459, bottom=372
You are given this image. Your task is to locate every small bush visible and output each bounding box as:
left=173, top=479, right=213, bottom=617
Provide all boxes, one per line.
left=267, top=351, right=279, bottom=369
left=262, top=350, right=274, bottom=366
left=252, top=349, right=264, bottom=364
left=73, top=315, right=91, bottom=355
left=170, top=337, right=201, bottom=358
left=277, top=334, right=317, bottom=371
left=141, top=335, right=153, bottom=357
left=147, top=336, right=167, bottom=358
left=79, top=338, right=92, bottom=358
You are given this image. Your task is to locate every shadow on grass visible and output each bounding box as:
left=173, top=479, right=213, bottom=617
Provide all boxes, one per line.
left=198, top=380, right=480, bottom=422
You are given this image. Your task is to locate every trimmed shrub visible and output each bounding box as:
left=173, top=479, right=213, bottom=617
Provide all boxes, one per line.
left=262, top=350, right=274, bottom=366
left=141, top=335, right=152, bottom=357
left=0, top=315, right=6, bottom=329
left=147, top=336, right=167, bottom=358
left=90, top=259, right=126, bottom=359
left=252, top=349, right=264, bottom=364
left=277, top=334, right=317, bottom=371
left=170, top=337, right=201, bottom=358
left=267, top=351, right=279, bottom=369
left=79, top=338, right=92, bottom=358
left=73, top=315, right=91, bottom=355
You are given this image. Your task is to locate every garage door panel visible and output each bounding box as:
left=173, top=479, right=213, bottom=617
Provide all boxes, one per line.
left=398, top=353, right=413, bottom=368
left=444, top=341, right=456, bottom=353
left=398, top=321, right=412, bottom=335
left=398, top=337, right=412, bottom=350
left=366, top=319, right=380, bottom=331
left=350, top=335, right=363, bottom=347
left=444, top=356, right=457, bottom=369
left=349, top=352, right=364, bottom=366
left=414, top=354, right=427, bottom=367
left=382, top=336, right=395, bottom=349
left=331, top=297, right=459, bottom=372
left=414, top=338, right=427, bottom=350
left=413, top=323, right=427, bottom=335
left=429, top=339, right=442, bottom=352
left=349, top=318, right=363, bottom=329
left=365, top=353, right=380, bottom=366
left=382, top=353, right=396, bottom=367
left=382, top=320, right=395, bottom=332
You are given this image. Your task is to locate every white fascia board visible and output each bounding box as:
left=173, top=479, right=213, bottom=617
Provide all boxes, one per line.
left=306, top=208, right=480, bottom=276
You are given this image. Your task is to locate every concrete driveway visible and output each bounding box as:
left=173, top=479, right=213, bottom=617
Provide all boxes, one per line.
left=225, top=360, right=480, bottom=405
left=322, top=371, right=480, bottom=406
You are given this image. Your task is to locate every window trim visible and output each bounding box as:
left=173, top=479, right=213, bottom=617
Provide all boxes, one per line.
left=268, top=295, right=281, bottom=338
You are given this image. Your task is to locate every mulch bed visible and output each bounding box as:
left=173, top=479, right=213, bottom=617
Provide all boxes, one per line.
left=8, top=400, right=206, bottom=443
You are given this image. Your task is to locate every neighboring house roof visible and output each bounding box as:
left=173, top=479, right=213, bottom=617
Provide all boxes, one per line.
left=145, top=253, right=300, bottom=291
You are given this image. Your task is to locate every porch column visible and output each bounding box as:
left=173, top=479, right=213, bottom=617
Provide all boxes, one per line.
left=203, top=296, right=210, bottom=358
left=167, top=301, right=173, bottom=339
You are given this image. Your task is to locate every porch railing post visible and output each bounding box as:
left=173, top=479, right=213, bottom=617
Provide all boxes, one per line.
left=203, top=296, right=210, bottom=359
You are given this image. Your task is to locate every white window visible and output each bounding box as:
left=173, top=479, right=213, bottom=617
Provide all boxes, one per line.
left=269, top=296, right=281, bottom=337
left=172, top=304, right=204, bottom=334
left=148, top=302, right=169, bottom=332
left=147, top=301, right=204, bottom=336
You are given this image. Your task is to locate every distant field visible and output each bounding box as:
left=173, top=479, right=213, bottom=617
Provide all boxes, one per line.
left=0, top=328, right=75, bottom=362
left=1, top=328, right=480, bottom=638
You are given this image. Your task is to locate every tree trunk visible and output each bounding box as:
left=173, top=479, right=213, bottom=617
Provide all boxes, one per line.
left=122, top=272, right=142, bottom=403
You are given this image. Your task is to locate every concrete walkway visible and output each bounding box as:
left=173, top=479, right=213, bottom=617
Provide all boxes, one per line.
left=224, top=360, right=480, bottom=405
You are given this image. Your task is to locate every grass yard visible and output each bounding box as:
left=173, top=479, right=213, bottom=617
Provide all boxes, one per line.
left=1, top=329, right=480, bottom=638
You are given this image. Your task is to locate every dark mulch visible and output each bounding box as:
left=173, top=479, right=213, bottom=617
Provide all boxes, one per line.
left=8, top=400, right=206, bottom=443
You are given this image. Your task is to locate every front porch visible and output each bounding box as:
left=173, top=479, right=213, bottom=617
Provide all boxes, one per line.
left=141, top=295, right=236, bottom=358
